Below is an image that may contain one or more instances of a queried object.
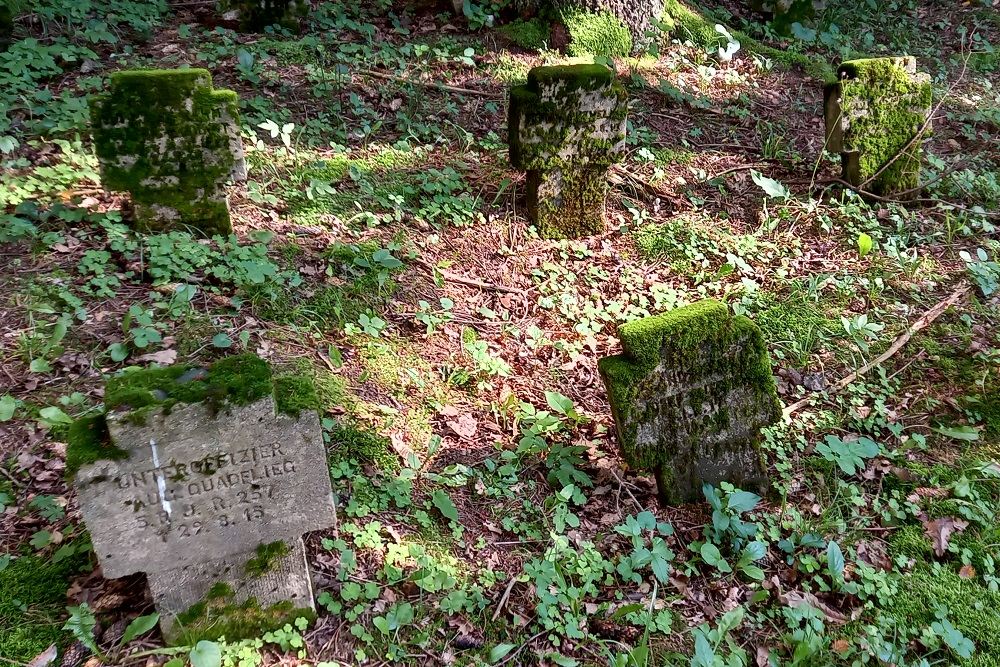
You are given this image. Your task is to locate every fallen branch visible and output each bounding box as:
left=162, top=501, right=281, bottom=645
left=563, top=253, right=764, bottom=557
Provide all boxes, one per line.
left=356, top=69, right=500, bottom=98
left=783, top=283, right=971, bottom=419
left=413, top=258, right=522, bottom=294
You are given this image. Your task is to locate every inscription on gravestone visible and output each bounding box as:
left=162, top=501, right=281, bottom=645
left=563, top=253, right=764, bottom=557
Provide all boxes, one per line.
left=70, top=356, right=335, bottom=640
left=598, top=300, right=781, bottom=504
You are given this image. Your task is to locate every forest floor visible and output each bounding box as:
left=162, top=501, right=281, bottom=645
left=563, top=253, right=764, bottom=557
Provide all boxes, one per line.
left=1, top=0, right=999, bottom=665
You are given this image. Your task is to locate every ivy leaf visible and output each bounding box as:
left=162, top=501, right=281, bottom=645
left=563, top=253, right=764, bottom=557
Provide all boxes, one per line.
left=189, top=640, right=222, bottom=667
left=790, top=22, right=817, bottom=41
left=108, top=342, right=129, bottom=362
left=29, top=358, right=52, bottom=373
left=431, top=489, right=459, bottom=523
left=121, top=613, right=160, bottom=645
left=30, top=530, right=53, bottom=549
left=212, top=333, right=233, bottom=349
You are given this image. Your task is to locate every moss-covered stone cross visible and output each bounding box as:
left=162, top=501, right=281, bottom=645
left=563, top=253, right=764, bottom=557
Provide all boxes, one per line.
left=67, top=354, right=333, bottom=643
left=90, top=68, right=247, bottom=236
left=824, top=56, right=932, bottom=198
left=598, top=300, right=781, bottom=505
left=508, top=64, right=627, bottom=239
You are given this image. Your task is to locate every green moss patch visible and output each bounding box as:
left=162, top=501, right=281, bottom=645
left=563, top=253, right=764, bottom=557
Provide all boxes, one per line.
left=880, top=569, right=1000, bottom=666
left=244, top=541, right=291, bottom=577
left=499, top=18, right=549, bottom=50
left=0, top=551, right=90, bottom=663
left=172, top=581, right=314, bottom=645
left=104, top=354, right=272, bottom=413
left=65, top=413, right=127, bottom=476
left=67, top=355, right=320, bottom=476
left=562, top=8, right=632, bottom=58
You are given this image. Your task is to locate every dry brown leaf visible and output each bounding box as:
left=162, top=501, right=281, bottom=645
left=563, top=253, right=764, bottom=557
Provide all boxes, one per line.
left=779, top=590, right=848, bottom=624
left=447, top=413, right=478, bottom=439
left=959, top=564, right=977, bottom=579
left=832, top=639, right=851, bottom=654
left=923, top=516, right=969, bottom=557
left=137, top=349, right=177, bottom=365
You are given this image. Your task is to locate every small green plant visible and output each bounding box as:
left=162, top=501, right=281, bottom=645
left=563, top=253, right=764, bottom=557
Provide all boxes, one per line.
left=815, top=434, right=880, bottom=476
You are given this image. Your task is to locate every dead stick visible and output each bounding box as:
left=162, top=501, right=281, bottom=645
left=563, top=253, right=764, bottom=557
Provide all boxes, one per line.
left=783, top=283, right=971, bottom=419
left=356, top=69, right=500, bottom=98
left=413, top=258, right=522, bottom=294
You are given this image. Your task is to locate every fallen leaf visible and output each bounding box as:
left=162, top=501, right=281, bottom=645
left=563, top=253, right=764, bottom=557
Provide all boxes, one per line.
left=832, top=639, right=851, bottom=654
left=923, top=516, right=969, bottom=557
left=137, top=349, right=177, bottom=365
left=447, top=413, right=478, bottom=439
left=959, top=564, right=977, bottom=579
left=27, top=644, right=58, bottom=667
left=779, top=590, right=848, bottom=624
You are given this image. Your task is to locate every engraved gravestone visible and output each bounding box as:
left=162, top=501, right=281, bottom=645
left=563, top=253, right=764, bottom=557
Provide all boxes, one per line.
left=598, top=300, right=781, bottom=505
left=68, top=355, right=334, bottom=641
left=508, top=63, right=627, bottom=239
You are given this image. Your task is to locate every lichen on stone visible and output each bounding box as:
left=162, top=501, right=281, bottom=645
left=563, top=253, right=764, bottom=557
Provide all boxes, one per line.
left=508, top=63, right=627, bottom=239
left=598, top=300, right=780, bottom=504
left=824, top=56, right=932, bottom=198
left=90, top=68, right=246, bottom=236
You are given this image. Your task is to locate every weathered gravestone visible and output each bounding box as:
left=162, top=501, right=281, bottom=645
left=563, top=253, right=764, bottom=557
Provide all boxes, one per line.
left=90, top=68, right=247, bottom=237
left=598, top=300, right=780, bottom=505
left=749, top=0, right=824, bottom=34
left=824, top=56, right=932, bottom=198
left=219, top=0, right=309, bottom=32
left=509, top=63, right=627, bottom=239
left=67, top=355, right=334, bottom=642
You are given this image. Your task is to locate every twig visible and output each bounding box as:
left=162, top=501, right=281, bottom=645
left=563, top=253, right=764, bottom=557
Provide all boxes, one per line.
left=783, top=283, right=971, bottom=418
left=707, top=164, right=763, bottom=180
left=491, top=575, right=518, bottom=622
left=609, top=164, right=674, bottom=202
left=413, top=258, right=522, bottom=294
left=356, top=69, right=500, bottom=98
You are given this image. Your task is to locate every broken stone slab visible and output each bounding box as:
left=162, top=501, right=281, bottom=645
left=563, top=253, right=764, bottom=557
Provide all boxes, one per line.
left=598, top=300, right=781, bottom=505
left=90, top=68, right=247, bottom=237
left=68, top=355, right=334, bottom=642
left=508, top=63, right=627, bottom=239
left=824, top=56, right=932, bottom=198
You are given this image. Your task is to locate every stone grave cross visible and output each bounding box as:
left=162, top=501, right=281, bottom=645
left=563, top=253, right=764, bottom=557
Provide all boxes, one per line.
left=69, top=355, right=334, bottom=641
left=90, top=68, right=247, bottom=237
left=508, top=63, right=627, bottom=239
left=824, top=56, right=932, bottom=198
left=599, top=300, right=781, bottom=505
